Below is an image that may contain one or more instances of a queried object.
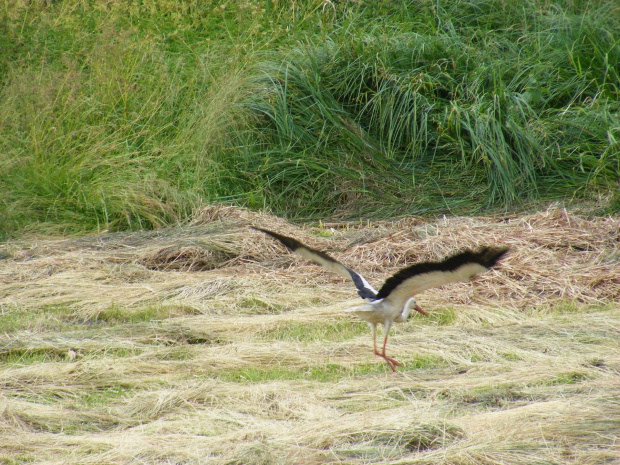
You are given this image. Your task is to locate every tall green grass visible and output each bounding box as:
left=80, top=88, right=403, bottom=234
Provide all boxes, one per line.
left=229, top=0, right=620, bottom=217
left=1, top=0, right=619, bottom=238
left=0, top=0, right=275, bottom=236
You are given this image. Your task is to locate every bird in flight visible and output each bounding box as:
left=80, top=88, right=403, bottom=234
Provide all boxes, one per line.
left=254, top=227, right=508, bottom=372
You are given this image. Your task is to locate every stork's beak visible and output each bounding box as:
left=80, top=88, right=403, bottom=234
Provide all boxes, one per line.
left=414, top=304, right=428, bottom=316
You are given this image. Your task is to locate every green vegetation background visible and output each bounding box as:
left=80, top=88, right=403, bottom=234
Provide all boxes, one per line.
left=1, top=0, right=619, bottom=238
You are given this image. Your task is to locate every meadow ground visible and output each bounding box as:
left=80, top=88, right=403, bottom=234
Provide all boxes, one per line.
left=1, top=206, right=619, bottom=464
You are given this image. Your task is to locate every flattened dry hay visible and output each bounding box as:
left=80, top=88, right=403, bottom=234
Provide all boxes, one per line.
left=0, top=205, right=619, bottom=465
left=1, top=205, right=618, bottom=314
left=139, top=246, right=237, bottom=271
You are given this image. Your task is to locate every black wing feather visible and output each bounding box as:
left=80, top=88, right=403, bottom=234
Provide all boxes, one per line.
left=253, top=227, right=378, bottom=299
left=253, top=227, right=334, bottom=262
left=374, top=246, right=508, bottom=300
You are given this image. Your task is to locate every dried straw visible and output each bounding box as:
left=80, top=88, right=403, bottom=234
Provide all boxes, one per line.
left=1, top=205, right=618, bottom=465
left=1, top=205, right=618, bottom=315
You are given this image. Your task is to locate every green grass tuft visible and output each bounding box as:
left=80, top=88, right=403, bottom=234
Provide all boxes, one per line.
left=420, top=307, right=458, bottom=326
left=548, top=372, right=591, bottom=385
left=261, top=320, right=368, bottom=342
left=0, top=456, right=36, bottom=465
left=92, top=305, right=175, bottom=324
left=72, top=386, right=129, bottom=408
left=0, top=304, right=198, bottom=333
left=238, top=297, right=286, bottom=315
left=218, top=354, right=446, bottom=383
left=0, top=346, right=140, bottom=365
left=0, top=304, right=77, bottom=333
left=501, top=352, right=523, bottom=361
left=526, top=300, right=618, bottom=317
left=454, top=384, right=541, bottom=410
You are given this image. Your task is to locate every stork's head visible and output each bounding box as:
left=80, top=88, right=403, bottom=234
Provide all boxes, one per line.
left=406, top=298, right=427, bottom=316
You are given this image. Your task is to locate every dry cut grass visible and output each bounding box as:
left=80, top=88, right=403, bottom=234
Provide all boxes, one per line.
left=0, top=205, right=619, bottom=464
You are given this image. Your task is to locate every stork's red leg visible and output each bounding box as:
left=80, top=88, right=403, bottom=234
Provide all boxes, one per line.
left=380, top=333, right=402, bottom=368
left=372, top=333, right=401, bottom=372
left=373, top=330, right=378, bottom=356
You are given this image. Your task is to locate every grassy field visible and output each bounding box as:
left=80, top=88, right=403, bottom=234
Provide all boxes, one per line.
left=1, top=2, right=619, bottom=462
left=1, top=206, right=619, bottom=464
left=1, top=0, right=620, bottom=238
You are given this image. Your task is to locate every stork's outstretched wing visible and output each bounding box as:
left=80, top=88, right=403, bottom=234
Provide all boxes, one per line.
left=375, top=247, right=508, bottom=309
left=253, top=227, right=378, bottom=299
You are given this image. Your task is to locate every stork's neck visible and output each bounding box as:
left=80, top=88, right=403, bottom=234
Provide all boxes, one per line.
left=401, top=297, right=418, bottom=318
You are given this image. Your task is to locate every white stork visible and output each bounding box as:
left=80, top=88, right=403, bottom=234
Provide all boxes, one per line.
left=254, top=227, right=508, bottom=372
